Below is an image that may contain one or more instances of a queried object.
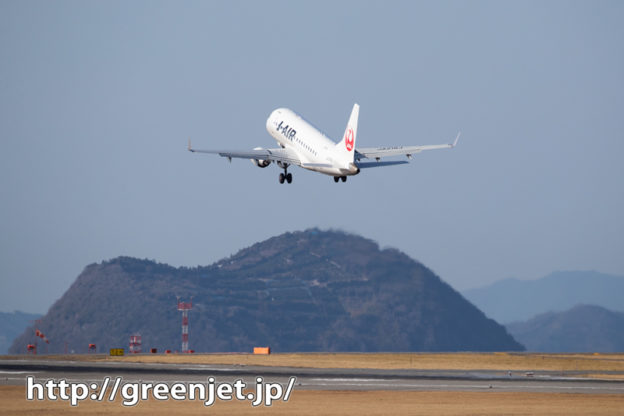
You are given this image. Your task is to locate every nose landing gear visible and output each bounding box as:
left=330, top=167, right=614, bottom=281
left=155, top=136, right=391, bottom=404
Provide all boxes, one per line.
left=333, top=176, right=347, bottom=183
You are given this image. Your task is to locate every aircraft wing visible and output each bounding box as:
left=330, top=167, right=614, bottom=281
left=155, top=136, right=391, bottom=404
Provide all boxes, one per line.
left=188, top=141, right=302, bottom=166
left=355, top=132, right=460, bottom=161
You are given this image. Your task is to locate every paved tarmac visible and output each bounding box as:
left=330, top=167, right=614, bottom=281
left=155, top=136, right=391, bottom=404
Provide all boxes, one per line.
left=1, top=358, right=623, bottom=394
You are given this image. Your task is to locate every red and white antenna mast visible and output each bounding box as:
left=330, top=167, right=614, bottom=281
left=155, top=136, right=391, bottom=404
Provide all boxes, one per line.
left=177, top=296, right=193, bottom=353
left=129, top=334, right=142, bottom=354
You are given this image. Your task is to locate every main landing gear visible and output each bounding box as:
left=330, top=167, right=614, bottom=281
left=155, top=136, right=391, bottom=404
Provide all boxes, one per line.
left=279, top=170, right=292, bottom=184
left=277, top=161, right=292, bottom=184
left=333, top=176, right=347, bottom=183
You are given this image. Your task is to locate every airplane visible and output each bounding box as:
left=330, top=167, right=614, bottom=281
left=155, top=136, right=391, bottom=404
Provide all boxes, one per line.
left=188, top=103, right=460, bottom=184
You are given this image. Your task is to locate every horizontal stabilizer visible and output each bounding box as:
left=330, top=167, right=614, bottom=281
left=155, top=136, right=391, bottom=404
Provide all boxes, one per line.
left=302, top=163, right=334, bottom=169
left=356, top=160, right=409, bottom=169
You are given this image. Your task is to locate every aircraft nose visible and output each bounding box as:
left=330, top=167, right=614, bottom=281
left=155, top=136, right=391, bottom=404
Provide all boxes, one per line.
left=266, top=109, right=281, bottom=133
left=266, top=110, right=277, bottom=133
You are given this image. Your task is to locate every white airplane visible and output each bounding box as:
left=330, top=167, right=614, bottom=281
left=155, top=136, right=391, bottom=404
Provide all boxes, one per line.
left=188, top=104, right=459, bottom=184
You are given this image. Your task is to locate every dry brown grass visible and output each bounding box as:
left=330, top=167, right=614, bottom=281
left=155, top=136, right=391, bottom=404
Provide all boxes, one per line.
left=8, top=352, right=624, bottom=373
left=2, top=386, right=623, bottom=416
left=3, top=353, right=624, bottom=415
left=57, top=352, right=624, bottom=373
left=7, top=352, right=624, bottom=376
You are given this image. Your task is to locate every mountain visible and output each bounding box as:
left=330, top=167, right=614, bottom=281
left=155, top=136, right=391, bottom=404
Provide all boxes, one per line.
left=462, top=271, right=624, bottom=324
left=0, top=311, right=42, bottom=354
left=10, top=229, right=523, bottom=354
left=506, top=304, right=624, bottom=352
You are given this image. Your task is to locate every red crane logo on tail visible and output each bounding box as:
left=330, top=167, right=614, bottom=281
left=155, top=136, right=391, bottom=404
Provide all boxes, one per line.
left=345, top=128, right=354, bottom=152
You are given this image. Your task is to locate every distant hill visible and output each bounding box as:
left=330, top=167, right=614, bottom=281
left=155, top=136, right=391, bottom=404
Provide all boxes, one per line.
left=462, top=271, right=624, bottom=323
left=9, top=229, right=522, bottom=354
left=506, top=305, right=624, bottom=352
left=0, top=311, right=41, bottom=354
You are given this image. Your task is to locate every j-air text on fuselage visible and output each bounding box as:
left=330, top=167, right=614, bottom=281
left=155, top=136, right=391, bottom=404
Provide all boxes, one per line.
left=188, top=103, right=460, bottom=184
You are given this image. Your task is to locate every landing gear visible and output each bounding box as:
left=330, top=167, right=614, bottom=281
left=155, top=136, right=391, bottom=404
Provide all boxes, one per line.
left=333, top=176, right=347, bottom=183
left=278, top=168, right=292, bottom=184
left=334, top=176, right=339, bottom=183
left=341, top=176, right=347, bottom=182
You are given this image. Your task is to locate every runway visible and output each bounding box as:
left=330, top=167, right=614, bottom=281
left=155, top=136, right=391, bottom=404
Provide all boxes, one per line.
left=2, top=358, right=623, bottom=394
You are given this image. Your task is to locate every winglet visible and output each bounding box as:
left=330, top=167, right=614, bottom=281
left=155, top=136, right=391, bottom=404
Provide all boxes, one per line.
left=188, top=138, right=194, bottom=152
left=451, top=132, right=461, bottom=148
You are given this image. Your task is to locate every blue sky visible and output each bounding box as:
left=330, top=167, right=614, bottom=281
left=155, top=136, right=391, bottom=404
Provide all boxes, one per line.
left=1, top=1, right=623, bottom=313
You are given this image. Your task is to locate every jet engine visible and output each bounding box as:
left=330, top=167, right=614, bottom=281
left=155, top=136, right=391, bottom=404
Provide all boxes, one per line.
left=250, top=147, right=271, bottom=168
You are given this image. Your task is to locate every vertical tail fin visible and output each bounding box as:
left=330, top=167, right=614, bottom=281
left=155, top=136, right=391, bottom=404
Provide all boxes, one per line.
left=335, top=103, right=359, bottom=166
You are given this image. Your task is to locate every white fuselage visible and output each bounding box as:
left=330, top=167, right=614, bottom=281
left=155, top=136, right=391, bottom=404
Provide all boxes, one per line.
left=266, top=108, right=358, bottom=176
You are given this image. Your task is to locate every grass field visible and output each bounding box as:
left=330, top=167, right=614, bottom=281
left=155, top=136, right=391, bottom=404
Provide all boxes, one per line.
left=2, top=386, right=623, bottom=416
left=3, top=353, right=624, bottom=415
left=125, top=351, right=624, bottom=371
left=17, top=351, right=624, bottom=375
